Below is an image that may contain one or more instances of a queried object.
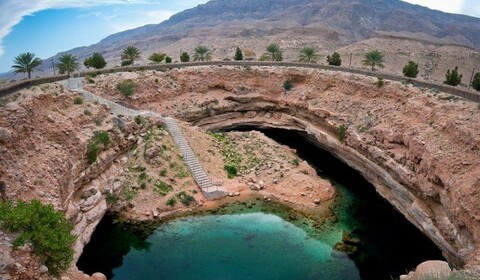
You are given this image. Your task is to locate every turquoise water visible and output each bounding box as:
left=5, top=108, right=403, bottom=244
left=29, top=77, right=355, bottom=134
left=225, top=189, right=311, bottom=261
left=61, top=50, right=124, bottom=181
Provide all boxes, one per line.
left=110, top=213, right=358, bottom=280
left=78, top=128, right=445, bottom=279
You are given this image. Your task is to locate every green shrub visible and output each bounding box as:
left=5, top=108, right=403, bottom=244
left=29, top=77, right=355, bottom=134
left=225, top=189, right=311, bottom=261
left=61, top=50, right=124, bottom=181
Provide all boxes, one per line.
left=84, top=52, right=107, bottom=69
left=180, top=52, right=190, bottom=63
left=283, top=80, right=293, bottom=91
left=134, top=115, right=145, bottom=125
left=402, top=61, right=419, bottom=78
left=73, top=96, right=84, bottom=105
left=159, top=169, right=167, bottom=177
left=472, top=72, right=480, bottom=91
left=116, top=80, right=138, bottom=97
left=292, top=159, right=300, bottom=166
left=234, top=47, right=243, bottom=61
left=83, top=109, right=92, bottom=116
left=165, top=56, right=172, bottom=63
left=105, top=192, right=118, bottom=204
left=326, top=52, right=342, bottom=66
left=0, top=200, right=75, bottom=277
left=444, top=66, right=462, bottom=86
left=92, top=131, right=110, bottom=146
left=166, top=197, right=177, bottom=207
left=87, top=78, right=95, bottom=84
left=87, top=142, right=99, bottom=164
left=138, top=172, right=148, bottom=182
left=224, top=165, right=238, bottom=179
left=177, top=191, right=195, bottom=206
left=375, top=78, right=385, bottom=88
left=338, top=124, right=347, bottom=143
left=154, top=180, right=173, bottom=196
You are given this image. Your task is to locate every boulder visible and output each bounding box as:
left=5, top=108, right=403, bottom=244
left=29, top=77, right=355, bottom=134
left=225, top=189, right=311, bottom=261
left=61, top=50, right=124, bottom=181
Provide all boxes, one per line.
left=414, top=261, right=451, bottom=278
left=0, top=127, right=12, bottom=143
left=90, top=272, right=107, bottom=280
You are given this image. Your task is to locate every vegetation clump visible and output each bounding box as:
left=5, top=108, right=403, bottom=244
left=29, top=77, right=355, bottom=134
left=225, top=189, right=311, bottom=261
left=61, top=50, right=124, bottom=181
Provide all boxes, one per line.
left=362, top=50, right=385, bottom=71
left=121, top=45, right=141, bottom=66
left=444, top=66, right=462, bottom=86
left=402, top=61, right=419, bottom=78
left=375, top=77, right=385, bottom=88
left=338, top=124, right=347, bottom=143
left=166, top=197, right=177, bottom=207
left=177, top=191, right=195, bottom=206
left=234, top=47, right=243, bottom=61
left=180, top=52, right=190, bottom=62
left=472, top=72, right=480, bottom=91
left=165, top=56, right=172, bottom=63
left=11, top=52, right=42, bottom=79
left=261, top=43, right=283, bottom=61
left=299, top=46, right=319, bottom=63
left=56, top=54, right=79, bottom=77
left=283, top=80, right=293, bottom=91
left=116, top=79, right=139, bottom=97
left=224, top=165, right=238, bottom=179
left=154, top=180, right=173, bottom=196
left=148, top=52, right=166, bottom=64
left=84, top=52, right=107, bottom=69
left=73, top=96, right=84, bottom=105
left=327, top=52, right=342, bottom=66
left=86, top=131, right=110, bottom=164
left=0, top=200, right=75, bottom=277
left=193, top=45, right=212, bottom=61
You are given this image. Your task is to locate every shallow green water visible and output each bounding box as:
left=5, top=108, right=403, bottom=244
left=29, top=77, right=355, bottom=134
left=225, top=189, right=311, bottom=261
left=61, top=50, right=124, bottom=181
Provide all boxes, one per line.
left=78, top=128, right=445, bottom=279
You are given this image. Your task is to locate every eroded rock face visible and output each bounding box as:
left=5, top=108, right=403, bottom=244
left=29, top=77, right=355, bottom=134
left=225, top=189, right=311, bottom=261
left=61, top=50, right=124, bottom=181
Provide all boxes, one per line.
left=86, top=67, right=480, bottom=268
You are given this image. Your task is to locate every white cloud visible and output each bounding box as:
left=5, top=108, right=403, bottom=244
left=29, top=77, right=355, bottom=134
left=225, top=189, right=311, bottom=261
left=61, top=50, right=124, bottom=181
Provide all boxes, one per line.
left=0, top=0, right=142, bottom=58
left=401, top=0, right=465, bottom=14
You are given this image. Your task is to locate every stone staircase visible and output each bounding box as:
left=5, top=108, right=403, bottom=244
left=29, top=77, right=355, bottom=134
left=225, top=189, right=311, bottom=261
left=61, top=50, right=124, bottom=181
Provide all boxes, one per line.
left=61, top=78, right=225, bottom=200
left=164, top=117, right=226, bottom=200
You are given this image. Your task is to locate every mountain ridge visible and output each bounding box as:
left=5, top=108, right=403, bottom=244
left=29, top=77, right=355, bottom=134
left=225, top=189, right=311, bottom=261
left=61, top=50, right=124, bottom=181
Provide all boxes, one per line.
left=2, top=0, right=480, bottom=82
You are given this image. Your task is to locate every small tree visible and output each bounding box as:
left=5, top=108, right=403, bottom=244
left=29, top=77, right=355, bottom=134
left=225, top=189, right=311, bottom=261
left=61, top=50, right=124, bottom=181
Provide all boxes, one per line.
left=362, top=50, right=385, bottom=71
left=299, top=47, right=320, bottom=63
left=84, top=52, right=107, bottom=69
left=11, top=52, right=42, bottom=79
left=56, top=54, right=79, bottom=77
left=327, top=52, right=342, bottom=66
left=193, top=45, right=212, bottom=61
left=180, top=52, right=190, bottom=62
left=0, top=200, right=75, bottom=277
left=148, top=52, right=166, bottom=64
left=121, top=45, right=141, bottom=66
left=243, top=49, right=256, bottom=60
left=402, top=61, right=419, bottom=78
left=472, top=72, right=480, bottom=91
left=234, top=47, right=243, bottom=61
left=444, top=66, right=462, bottom=86
left=264, top=43, right=283, bottom=61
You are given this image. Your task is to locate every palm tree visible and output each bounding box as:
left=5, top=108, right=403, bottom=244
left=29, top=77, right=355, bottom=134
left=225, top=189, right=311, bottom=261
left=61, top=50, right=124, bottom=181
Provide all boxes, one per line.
left=362, top=50, right=385, bottom=71
left=121, top=45, right=141, bottom=65
left=56, top=54, right=79, bottom=77
left=299, top=47, right=320, bottom=63
left=192, top=45, right=212, bottom=61
left=11, top=52, right=42, bottom=79
left=264, top=43, right=283, bottom=61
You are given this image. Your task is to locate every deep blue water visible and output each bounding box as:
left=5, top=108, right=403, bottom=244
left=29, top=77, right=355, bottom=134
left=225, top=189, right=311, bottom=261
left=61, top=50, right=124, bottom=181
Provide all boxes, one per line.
left=77, top=128, right=444, bottom=280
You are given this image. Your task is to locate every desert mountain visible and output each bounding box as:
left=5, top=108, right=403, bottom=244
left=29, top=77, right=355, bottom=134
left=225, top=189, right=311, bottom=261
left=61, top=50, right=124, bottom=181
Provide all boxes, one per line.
left=6, top=0, right=480, bottom=82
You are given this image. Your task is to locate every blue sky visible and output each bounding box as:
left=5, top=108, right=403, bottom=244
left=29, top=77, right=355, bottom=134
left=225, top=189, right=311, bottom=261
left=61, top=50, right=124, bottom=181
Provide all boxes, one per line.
left=0, top=0, right=479, bottom=73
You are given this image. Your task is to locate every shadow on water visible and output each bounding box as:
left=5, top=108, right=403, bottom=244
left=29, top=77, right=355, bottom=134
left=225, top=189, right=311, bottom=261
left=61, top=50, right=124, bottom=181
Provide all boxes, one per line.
left=77, top=127, right=445, bottom=280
